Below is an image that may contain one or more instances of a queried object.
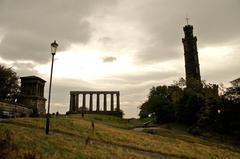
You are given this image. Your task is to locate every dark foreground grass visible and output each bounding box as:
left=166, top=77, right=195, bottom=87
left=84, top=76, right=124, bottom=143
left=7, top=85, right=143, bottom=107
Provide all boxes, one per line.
left=0, top=115, right=239, bottom=159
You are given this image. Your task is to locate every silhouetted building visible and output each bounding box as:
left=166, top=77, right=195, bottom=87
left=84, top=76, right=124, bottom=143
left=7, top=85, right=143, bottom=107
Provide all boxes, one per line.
left=18, top=76, right=46, bottom=116
left=182, top=24, right=201, bottom=89
left=68, top=91, right=122, bottom=117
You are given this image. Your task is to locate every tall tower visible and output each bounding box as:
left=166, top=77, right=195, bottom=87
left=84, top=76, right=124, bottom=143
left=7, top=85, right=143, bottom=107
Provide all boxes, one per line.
left=182, top=24, right=201, bottom=89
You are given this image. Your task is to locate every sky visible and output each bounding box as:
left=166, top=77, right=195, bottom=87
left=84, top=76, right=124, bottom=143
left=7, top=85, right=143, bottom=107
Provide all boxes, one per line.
left=0, top=0, right=239, bottom=118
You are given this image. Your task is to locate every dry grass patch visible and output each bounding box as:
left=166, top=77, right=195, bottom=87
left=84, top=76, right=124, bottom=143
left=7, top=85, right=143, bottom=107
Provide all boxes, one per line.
left=1, top=115, right=240, bottom=159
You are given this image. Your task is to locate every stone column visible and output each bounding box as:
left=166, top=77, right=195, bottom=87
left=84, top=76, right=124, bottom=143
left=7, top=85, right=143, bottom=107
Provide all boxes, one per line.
left=103, top=94, right=107, bottom=111
left=89, top=93, right=93, bottom=111
left=42, top=84, right=44, bottom=97
left=116, top=92, right=120, bottom=111
left=82, top=93, right=86, bottom=110
left=72, top=94, right=76, bottom=111
left=72, top=94, right=75, bottom=111
left=36, top=84, right=39, bottom=96
left=111, top=93, right=114, bottom=111
left=96, top=93, right=100, bottom=111
left=70, top=94, right=73, bottom=112
left=75, top=94, right=79, bottom=111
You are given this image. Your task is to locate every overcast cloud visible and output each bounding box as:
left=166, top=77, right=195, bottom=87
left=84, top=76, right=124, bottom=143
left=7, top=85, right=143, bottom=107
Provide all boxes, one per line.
left=0, top=0, right=239, bottom=118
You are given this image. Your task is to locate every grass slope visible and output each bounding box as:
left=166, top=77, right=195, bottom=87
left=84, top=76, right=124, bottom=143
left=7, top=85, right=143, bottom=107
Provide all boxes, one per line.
left=0, top=114, right=240, bottom=159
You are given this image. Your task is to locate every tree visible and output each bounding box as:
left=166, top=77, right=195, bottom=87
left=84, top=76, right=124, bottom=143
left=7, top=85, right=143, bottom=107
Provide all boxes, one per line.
left=219, top=77, right=240, bottom=133
left=139, top=86, right=177, bottom=123
left=224, top=77, right=240, bottom=103
left=172, top=77, right=186, bottom=89
left=176, top=88, right=205, bottom=125
left=139, top=101, right=149, bottom=119
left=0, top=65, right=20, bottom=102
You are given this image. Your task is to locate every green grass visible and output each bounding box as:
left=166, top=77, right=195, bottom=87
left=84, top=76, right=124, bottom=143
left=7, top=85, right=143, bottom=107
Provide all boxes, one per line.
left=84, top=114, right=136, bottom=129
left=0, top=115, right=240, bottom=159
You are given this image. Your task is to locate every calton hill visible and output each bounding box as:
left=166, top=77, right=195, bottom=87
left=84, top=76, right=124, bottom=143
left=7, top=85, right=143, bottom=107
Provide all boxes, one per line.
left=1, top=24, right=240, bottom=159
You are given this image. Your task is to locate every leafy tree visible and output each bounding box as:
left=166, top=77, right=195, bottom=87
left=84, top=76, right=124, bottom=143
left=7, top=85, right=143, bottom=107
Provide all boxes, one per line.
left=139, top=101, right=149, bottom=119
left=140, top=77, right=240, bottom=135
left=139, top=85, right=178, bottom=123
left=172, top=77, right=186, bottom=89
left=176, top=88, right=204, bottom=125
left=223, top=78, right=240, bottom=103
left=0, top=65, right=20, bottom=102
left=219, top=78, right=240, bottom=133
left=197, top=85, right=222, bottom=131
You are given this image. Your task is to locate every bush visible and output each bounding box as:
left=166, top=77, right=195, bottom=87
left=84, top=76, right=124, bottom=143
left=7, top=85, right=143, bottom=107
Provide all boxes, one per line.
left=0, top=129, right=40, bottom=159
left=0, top=65, right=20, bottom=102
left=188, top=126, right=202, bottom=135
left=0, top=129, right=17, bottom=159
left=176, top=89, right=204, bottom=125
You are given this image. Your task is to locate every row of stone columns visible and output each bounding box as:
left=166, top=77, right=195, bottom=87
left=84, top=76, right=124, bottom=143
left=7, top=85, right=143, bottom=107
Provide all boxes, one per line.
left=69, top=91, right=120, bottom=112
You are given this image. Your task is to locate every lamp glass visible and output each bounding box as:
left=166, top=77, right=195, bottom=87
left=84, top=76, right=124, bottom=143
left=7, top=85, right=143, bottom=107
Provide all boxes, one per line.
left=51, top=40, right=58, bottom=54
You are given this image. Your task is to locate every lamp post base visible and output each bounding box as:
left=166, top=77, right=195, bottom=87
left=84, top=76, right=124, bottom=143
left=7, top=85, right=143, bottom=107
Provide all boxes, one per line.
left=45, top=116, right=50, bottom=135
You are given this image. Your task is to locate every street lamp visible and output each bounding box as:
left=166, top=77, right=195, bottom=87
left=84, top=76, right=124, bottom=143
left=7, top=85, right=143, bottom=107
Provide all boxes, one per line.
left=45, top=40, right=58, bottom=135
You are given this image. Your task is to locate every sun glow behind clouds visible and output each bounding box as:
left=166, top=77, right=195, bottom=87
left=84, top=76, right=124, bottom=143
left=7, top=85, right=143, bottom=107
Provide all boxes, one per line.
left=35, top=43, right=181, bottom=83
left=35, top=45, right=137, bottom=81
left=199, top=46, right=234, bottom=70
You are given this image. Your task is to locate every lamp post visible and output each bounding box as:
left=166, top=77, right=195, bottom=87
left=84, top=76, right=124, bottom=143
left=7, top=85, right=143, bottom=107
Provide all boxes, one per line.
left=217, top=109, right=223, bottom=142
left=217, top=109, right=221, bottom=115
left=14, top=99, right=17, bottom=118
left=45, top=40, right=58, bottom=135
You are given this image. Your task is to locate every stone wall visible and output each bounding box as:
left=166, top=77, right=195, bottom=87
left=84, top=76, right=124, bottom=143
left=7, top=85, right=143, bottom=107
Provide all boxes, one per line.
left=0, top=101, right=32, bottom=117
left=18, top=96, right=46, bottom=115
left=68, top=110, right=123, bottom=118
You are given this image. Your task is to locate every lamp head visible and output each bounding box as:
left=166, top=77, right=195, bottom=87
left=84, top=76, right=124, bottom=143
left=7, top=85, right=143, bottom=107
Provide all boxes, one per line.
left=51, top=40, right=58, bottom=55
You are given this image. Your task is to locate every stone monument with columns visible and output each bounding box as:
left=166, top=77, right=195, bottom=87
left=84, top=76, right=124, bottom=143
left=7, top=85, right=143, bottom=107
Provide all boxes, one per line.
left=68, top=91, right=122, bottom=117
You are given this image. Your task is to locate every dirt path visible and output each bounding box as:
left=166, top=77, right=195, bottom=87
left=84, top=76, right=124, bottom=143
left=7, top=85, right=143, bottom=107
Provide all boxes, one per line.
left=133, top=127, right=161, bottom=132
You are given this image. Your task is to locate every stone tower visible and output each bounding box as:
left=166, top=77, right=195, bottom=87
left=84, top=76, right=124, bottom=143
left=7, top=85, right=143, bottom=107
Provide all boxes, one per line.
left=182, top=24, right=201, bottom=89
left=18, top=76, right=46, bottom=116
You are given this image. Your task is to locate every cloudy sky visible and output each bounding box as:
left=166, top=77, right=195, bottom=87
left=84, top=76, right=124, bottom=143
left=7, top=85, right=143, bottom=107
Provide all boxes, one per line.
left=0, top=0, right=239, bottom=118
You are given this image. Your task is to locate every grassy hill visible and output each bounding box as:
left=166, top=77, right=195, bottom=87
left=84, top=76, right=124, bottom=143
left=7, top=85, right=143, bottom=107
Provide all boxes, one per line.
left=0, top=115, right=240, bottom=159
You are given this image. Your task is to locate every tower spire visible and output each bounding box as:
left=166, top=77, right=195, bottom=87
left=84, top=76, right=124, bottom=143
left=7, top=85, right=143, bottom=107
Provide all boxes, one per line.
left=185, top=14, right=190, bottom=25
